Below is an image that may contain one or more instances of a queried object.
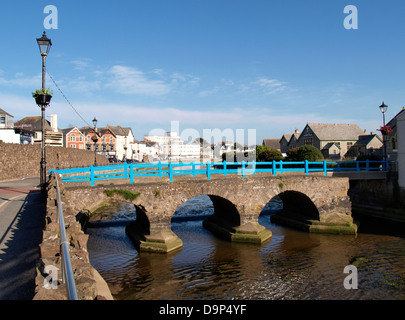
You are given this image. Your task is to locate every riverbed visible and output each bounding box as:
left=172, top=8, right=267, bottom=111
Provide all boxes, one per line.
left=86, top=196, right=405, bottom=300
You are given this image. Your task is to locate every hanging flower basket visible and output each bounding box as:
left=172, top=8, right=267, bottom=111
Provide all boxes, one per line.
left=32, top=88, right=53, bottom=106
left=378, top=125, right=393, bottom=135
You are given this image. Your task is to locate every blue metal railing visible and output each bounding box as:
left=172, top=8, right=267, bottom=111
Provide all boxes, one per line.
left=50, top=159, right=388, bottom=186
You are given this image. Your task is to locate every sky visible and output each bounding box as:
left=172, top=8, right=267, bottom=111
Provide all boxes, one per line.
left=1, top=0, right=405, bottom=145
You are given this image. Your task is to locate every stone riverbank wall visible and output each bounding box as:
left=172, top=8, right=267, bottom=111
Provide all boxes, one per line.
left=0, top=142, right=109, bottom=181
left=33, top=174, right=113, bottom=300
left=349, top=175, right=405, bottom=222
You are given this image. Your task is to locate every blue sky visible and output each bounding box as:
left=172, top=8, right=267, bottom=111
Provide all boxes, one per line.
left=1, top=0, right=404, bottom=144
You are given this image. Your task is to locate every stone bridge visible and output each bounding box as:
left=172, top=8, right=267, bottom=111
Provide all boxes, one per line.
left=61, top=174, right=357, bottom=253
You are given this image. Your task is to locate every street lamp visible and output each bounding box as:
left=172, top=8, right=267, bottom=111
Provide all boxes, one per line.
left=379, top=101, right=388, bottom=163
left=36, top=31, right=52, bottom=195
left=92, top=117, right=98, bottom=166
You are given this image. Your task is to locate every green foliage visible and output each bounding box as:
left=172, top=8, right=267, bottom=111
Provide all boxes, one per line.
left=221, top=151, right=255, bottom=162
left=256, top=147, right=284, bottom=162
left=104, top=189, right=140, bottom=201
left=32, top=88, right=53, bottom=97
left=286, top=145, right=324, bottom=161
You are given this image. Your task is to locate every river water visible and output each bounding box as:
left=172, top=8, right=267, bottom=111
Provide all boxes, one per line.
left=86, top=196, right=405, bottom=300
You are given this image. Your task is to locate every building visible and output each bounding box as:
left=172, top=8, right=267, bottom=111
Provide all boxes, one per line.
left=63, top=127, right=85, bottom=149
left=262, top=139, right=281, bottom=151
left=0, top=108, right=14, bottom=128
left=0, top=108, right=34, bottom=144
left=279, top=129, right=300, bottom=154
left=279, top=123, right=382, bottom=160
left=106, top=125, right=134, bottom=161
left=144, top=131, right=201, bottom=161
left=354, top=133, right=383, bottom=157
left=15, top=114, right=63, bottom=147
left=386, top=107, right=405, bottom=187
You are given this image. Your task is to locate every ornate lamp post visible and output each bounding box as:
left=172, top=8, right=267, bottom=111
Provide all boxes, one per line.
left=379, top=102, right=388, bottom=164
left=36, top=31, right=52, bottom=195
left=92, top=117, right=98, bottom=166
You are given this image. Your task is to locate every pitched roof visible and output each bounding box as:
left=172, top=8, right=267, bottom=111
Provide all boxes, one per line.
left=355, top=134, right=382, bottom=146
left=106, top=124, right=132, bottom=136
left=0, top=108, right=13, bottom=117
left=322, top=142, right=341, bottom=150
left=306, top=123, right=364, bottom=140
left=15, top=116, right=52, bottom=131
left=262, top=139, right=281, bottom=150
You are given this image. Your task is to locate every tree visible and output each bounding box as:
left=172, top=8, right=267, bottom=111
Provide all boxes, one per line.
left=286, top=145, right=323, bottom=161
left=257, top=149, right=284, bottom=162
left=193, top=137, right=209, bottom=145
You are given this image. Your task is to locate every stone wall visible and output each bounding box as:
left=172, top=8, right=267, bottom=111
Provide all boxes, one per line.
left=33, top=174, right=113, bottom=300
left=0, top=142, right=109, bottom=181
left=349, top=176, right=405, bottom=222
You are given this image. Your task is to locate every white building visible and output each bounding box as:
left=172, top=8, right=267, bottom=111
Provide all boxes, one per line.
left=144, top=131, right=202, bottom=161
left=0, top=108, right=34, bottom=144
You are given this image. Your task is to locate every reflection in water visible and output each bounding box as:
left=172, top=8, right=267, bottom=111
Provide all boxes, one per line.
left=86, top=196, right=405, bottom=300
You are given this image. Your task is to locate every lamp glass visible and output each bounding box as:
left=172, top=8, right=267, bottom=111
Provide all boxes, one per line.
left=379, top=103, right=388, bottom=114
left=36, top=32, right=52, bottom=55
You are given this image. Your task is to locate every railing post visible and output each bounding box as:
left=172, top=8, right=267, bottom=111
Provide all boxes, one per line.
left=158, top=161, right=162, bottom=178
left=323, top=160, right=327, bottom=176
left=304, top=160, right=309, bottom=175
left=279, top=160, right=283, bottom=175
left=252, top=161, right=256, bottom=176
left=366, top=159, right=369, bottom=171
left=223, top=160, right=227, bottom=176
left=169, top=162, right=173, bottom=182
left=272, top=160, right=276, bottom=176
left=124, top=162, right=128, bottom=179
left=206, top=161, right=211, bottom=180
left=90, top=165, right=95, bottom=186
left=192, top=161, right=196, bottom=177
left=130, top=162, right=134, bottom=184
left=356, top=161, right=360, bottom=172
left=242, top=161, right=246, bottom=178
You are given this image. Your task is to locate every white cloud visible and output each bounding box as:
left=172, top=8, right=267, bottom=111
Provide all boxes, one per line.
left=0, top=73, right=42, bottom=88
left=106, top=65, right=171, bottom=96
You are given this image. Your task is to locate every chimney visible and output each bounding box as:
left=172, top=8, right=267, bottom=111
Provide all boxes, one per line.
left=294, top=129, right=300, bottom=134
left=363, top=129, right=367, bottom=134
left=50, top=114, right=58, bottom=132
left=370, top=131, right=375, bottom=135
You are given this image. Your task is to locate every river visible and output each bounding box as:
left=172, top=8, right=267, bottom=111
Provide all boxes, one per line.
left=86, top=196, right=405, bottom=300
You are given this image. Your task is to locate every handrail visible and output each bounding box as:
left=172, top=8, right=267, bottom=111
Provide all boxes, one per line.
left=50, top=159, right=388, bottom=186
left=54, top=173, right=79, bottom=300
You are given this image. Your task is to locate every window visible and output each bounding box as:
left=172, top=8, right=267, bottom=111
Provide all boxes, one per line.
left=0, top=116, right=5, bottom=124
left=110, top=137, right=113, bottom=143
left=303, top=138, right=313, bottom=145
left=103, top=136, right=106, bottom=143
left=70, top=136, right=75, bottom=142
left=71, top=145, right=76, bottom=148
left=87, top=136, right=90, bottom=142
left=79, top=136, right=83, bottom=142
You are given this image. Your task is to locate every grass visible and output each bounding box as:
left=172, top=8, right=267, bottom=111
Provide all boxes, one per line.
left=104, top=189, right=140, bottom=201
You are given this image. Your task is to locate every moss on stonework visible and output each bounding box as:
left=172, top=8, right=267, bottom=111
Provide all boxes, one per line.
left=104, top=189, right=140, bottom=201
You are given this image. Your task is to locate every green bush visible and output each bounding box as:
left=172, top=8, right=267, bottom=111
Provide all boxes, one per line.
left=286, top=145, right=324, bottom=161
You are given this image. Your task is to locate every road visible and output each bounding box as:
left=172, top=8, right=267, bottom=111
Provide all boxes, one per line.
left=0, top=177, right=46, bottom=300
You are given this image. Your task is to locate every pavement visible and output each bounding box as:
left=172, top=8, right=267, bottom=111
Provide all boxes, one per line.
left=0, top=177, right=46, bottom=300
